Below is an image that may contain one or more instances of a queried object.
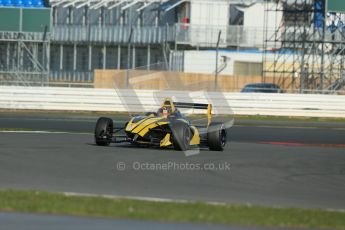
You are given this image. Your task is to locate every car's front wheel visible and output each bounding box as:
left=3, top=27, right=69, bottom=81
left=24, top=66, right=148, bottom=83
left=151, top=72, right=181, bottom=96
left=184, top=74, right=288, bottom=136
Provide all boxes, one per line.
left=170, top=122, right=191, bottom=151
left=94, top=117, right=113, bottom=146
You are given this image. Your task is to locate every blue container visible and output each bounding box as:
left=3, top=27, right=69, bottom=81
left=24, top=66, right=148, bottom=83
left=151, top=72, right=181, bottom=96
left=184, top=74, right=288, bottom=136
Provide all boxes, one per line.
left=32, top=0, right=43, bottom=7
left=22, top=0, right=33, bottom=7
left=13, top=0, right=23, bottom=6
left=314, top=0, right=325, bottom=29
left=2, top=0, right=13, bottom=6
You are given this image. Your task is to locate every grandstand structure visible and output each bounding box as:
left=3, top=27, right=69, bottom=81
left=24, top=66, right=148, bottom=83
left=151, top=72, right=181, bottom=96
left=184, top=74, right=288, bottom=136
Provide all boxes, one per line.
left=1, top=0, right=269, bottom=86
left=263, top=0, right=345, bottom=93
left=0, top=1, right=50, bottom=86
left=1, top=0, right=344, bottom=93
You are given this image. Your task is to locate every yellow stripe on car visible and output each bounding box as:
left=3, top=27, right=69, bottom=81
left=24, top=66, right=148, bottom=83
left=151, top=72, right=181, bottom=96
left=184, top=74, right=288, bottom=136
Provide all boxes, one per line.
left=160, top=133, right=172, bottom=147
left=189, top=126, right=200, bottom=145
left=131, top=117, right=164, bottom=134
left=137, top=121, right=168, bottom=136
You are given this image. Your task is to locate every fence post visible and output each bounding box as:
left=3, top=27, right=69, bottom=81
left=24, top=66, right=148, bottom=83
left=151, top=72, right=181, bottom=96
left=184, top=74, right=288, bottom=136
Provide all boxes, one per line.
left=126, top=27, right=134, bottom=89
left=215, top=30, right=222, bottom=91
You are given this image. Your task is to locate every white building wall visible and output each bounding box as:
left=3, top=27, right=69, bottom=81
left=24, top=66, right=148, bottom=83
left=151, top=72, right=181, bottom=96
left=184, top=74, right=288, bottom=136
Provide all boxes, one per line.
left=183, top=51, right=263, bottom=75
left=230, top=2, right=283, bottom=49
left=182, top=50, right=328, bottom=75
left=243, top=2, right=283, bottom=30
left=188, top=0, right=229, bottom=46
left=190, top=0, right=229, bottom=26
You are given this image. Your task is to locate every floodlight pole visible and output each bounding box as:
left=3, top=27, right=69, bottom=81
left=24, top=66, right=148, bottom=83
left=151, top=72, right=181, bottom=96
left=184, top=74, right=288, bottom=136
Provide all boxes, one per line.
left=126, top=27, right=134, bottom=88
left=215, top=30, right=221, bottom=91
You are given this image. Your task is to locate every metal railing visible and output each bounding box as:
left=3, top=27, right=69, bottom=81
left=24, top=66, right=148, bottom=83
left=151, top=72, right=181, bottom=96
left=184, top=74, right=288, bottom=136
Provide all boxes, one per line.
left=0, top=31, right=51, bottom=42
left=50, top=24, right=275, bottom=48
left=281, top=26, right=345, bottom=43
left=175, top=24, right=227, bottom=47
left=52, top=25, right=175, bottom=44
left=174, top=24, right=275, bottom=48
left=226, top=26, right=271, bottom=48
left=50, top=71, right=93, bottom=82
left=4, top=24, right=344, bottom=48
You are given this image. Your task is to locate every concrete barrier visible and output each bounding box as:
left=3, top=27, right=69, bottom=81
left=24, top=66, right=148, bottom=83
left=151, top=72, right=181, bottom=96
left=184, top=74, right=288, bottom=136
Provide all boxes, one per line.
left=1, top=86, right=345, bottom=118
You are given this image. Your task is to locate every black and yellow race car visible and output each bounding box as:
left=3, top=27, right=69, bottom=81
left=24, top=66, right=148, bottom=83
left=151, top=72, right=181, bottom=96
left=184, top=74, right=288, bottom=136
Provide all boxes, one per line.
left=94, top=98, right=227, bottom=151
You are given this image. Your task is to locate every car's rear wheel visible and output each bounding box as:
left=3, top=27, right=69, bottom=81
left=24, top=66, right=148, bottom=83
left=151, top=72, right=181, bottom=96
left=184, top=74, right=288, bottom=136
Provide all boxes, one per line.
left=170, top=122, right=191, bottom=151
left=208, top=122, right=227, bottom=151
left=95, top=117, right=113, bottom=146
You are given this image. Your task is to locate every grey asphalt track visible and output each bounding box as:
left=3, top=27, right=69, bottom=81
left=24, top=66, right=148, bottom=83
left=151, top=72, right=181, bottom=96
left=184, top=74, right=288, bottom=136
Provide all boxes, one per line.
left=0, top=212, right=304, bottom=230
left=1, top=113, right=345, bottom=144
left=0, top=113, right=345, bottom=229
left=0, top=128, right=344, bottom=210
left=0, top=212, right=230, bottom=230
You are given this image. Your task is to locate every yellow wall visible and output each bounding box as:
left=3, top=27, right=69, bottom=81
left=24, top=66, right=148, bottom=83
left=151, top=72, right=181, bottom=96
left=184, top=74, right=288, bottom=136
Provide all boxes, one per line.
left=94, top=69, right=300, bottom=92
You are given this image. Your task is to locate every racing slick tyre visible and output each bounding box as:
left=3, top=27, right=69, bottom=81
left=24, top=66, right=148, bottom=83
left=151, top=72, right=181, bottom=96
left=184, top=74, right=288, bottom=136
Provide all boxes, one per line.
left=94, top=117, right=113, bottom=146
left=170, top=121, right=191, bottom=151
left=207, top=122, right=227, bottom=151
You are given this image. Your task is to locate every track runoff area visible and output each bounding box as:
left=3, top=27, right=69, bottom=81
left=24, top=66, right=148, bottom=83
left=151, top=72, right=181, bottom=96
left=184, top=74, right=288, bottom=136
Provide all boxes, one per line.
left=0, top=111, right=345, bottom=229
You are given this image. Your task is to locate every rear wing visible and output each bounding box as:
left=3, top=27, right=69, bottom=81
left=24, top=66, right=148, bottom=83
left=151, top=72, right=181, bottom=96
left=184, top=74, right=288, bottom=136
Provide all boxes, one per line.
left=174, top=102, right=212, bottom=126
left=173, top=102, right=208, bottom=109
left=162, top=98, right=212, bottom=125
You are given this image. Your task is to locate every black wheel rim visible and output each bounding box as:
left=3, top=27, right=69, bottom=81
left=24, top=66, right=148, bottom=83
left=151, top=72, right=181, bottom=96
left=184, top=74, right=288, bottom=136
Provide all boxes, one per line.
left=220, top=129, right=226, bottom=147
left=106, top=125, right=112, bottom=137
left=95, top=130, right=104, bottom=139
left=184, top=127, right=191, bottom=146
left=99, top=124, right=112, bottom=141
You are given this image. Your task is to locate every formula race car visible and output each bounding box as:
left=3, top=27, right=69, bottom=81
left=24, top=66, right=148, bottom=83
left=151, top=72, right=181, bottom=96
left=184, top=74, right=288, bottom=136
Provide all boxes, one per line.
left=94, top=98, right=227, bottom=151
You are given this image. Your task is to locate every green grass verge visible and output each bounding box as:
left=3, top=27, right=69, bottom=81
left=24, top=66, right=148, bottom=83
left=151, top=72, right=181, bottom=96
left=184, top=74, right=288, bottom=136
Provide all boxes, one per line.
left=0, top=190, right=344, bottom=229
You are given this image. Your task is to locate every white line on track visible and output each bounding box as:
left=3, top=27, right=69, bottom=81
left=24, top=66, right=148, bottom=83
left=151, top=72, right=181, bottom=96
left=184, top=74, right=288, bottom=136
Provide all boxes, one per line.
left=62, top=192, right=231, bottom=206
left=0, top=130, right=91, bottom=135
left=0, top=118, right=93, bottom=122
left=235, top=124, right=345, bottom=130
left=62, top=191, right=345, bottom=212
left=0, top=117, right=129, bottom=123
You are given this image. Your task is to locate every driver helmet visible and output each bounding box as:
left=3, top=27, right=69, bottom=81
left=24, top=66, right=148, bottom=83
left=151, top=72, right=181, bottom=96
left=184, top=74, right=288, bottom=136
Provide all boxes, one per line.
left=158, top=106, right=170, bottom=116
